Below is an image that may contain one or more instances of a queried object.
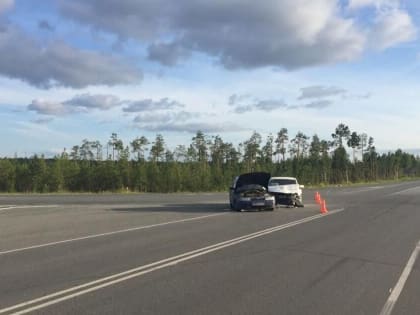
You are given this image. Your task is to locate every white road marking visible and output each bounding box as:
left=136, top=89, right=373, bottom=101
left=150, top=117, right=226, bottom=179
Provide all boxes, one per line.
left=0, top=212, right=227, bottom=256
left=388, top=186, right=420, bottom=196
left=342, top=186, right=384, bottom=194
left=0, top=205, right=59, bottom=212
left=0, top=206, right=15, bottom=211
left=380, top=240, right=420, bottom=315
left=0, top=208, right=344, bottom=315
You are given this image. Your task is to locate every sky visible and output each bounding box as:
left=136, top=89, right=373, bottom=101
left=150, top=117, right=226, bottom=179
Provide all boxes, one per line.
left=1, top=0, right=420, bottom=157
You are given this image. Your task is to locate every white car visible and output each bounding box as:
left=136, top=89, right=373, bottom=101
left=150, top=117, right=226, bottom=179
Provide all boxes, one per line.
left=267, top=177, right=304, bottom=207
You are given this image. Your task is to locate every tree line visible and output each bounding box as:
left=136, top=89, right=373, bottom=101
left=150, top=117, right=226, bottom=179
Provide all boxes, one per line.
left=0, top=123, right=419, bottom=193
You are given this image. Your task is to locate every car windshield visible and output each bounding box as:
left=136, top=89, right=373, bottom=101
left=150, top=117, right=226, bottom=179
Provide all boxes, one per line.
left=269, top=179, right=297, bottom=185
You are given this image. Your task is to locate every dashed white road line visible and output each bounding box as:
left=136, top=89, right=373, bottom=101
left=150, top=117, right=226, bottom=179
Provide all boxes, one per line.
left=380, top=240, right=420, bottom=315
left=0, top=208, right=345, bottom=315
left=0, top=212, right=227, bottom=256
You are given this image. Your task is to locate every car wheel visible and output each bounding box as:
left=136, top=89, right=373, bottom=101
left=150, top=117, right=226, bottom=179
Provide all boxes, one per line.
left=232, top=201, right=241, bottom=212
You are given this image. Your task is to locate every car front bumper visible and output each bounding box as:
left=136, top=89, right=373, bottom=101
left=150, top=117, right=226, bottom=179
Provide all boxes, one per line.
left=271, top=193, right=302, bottom=206
left=236, top=197, right=275, bottom=210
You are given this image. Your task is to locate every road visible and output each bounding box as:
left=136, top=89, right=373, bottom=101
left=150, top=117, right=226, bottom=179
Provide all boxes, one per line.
left=0, top=182, right=419, bottom=314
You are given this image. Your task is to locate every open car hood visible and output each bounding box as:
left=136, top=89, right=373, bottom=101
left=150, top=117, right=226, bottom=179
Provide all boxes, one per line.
left=235, top=172, right=271, bottom=190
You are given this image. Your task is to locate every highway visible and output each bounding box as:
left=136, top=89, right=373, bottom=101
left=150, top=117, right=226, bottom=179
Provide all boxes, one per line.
left=0, top=182, right=420, bottom=314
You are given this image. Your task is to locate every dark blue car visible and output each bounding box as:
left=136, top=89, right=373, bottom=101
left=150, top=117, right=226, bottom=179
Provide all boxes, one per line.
left=229, top=172, right=275, bottom=211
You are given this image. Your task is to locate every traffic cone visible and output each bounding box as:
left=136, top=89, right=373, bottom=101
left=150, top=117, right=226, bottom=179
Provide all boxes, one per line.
left=315, top=192, right=321, bottom=204
left=320, top=199, right=328, bottom=214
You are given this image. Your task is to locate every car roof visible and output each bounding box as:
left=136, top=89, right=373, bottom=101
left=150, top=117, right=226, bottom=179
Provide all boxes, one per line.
left=269, top=177, right=297, bottom=180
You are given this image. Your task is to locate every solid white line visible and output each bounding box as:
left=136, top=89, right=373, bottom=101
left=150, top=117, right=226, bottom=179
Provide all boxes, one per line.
left=380, top=240, right=420, bottom=315
left=342, top=187, right=384, bottom=194
left=0, top=205, right=59, bottom=212
left=0, top=206, right=15, bottom=211
left=389, top=186, right=420, bottom=196
left=0, top=212, right=227, bottom=256
left=0, top=208, right=345, bottom=315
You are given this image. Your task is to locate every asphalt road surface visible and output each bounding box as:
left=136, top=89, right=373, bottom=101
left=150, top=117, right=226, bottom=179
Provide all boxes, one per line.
left=1, top=182, right=420, bottom=314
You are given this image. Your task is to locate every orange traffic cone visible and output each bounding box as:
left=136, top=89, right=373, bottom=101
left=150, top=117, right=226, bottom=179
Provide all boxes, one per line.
left=320, top=199, right=328, bottom=214
left=315, top=192, right=321, bottom=204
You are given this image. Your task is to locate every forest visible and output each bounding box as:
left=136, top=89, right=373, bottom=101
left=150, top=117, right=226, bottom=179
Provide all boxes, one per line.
left=0, top=123, right=419, bottom=193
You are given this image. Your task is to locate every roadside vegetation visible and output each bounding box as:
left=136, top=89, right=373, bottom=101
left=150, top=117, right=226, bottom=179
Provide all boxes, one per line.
left=0, top=124, right=419, bottom=193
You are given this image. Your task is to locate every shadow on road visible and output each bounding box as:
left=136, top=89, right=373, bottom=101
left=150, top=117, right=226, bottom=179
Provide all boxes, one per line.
left=110, top=203, right=230, bottom=214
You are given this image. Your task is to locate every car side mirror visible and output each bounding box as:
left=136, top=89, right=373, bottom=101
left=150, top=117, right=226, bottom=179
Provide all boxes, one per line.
left=299, top=185, right=305, bottom=189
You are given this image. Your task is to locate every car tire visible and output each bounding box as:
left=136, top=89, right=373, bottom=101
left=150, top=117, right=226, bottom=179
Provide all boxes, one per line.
left=232, top=201, right=241, bottom=212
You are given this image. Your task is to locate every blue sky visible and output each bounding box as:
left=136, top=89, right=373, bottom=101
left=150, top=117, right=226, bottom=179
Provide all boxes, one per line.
left=0, top=0, right=419, bottom=157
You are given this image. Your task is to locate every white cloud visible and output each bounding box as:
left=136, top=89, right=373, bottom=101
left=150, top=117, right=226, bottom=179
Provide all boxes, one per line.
left=64, top=94, right=122, bottom=110
left=348, top=0, right=400, bottom=10
left=304, top=100, right=333, bottom=109
left=59, top=0, right=367, bottom=69
left=28, top=99, right=78, bottom=116
left=0, top=25, right=142, bottom=88
left=348, top=0, right=379, bottom=9
left=123, top=98, right=184, bottom=112
left=132, top=110, right=242, bottom=133
left=298, top=85, right=347, bottom=99
left=370, top=9, right=417, bottom=50
left=27, top=94, right=189, bottom=118
left=228, top=93, right=336, bottom=114
left=135, top=122, right=244, bottom=133
left=28, top=94, right=123, bottom=116
left=133, top=111, right=199, bottom=124
left=31, top=117, right=54, bottom=124
left=347, top=0, right=417, bottom=51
